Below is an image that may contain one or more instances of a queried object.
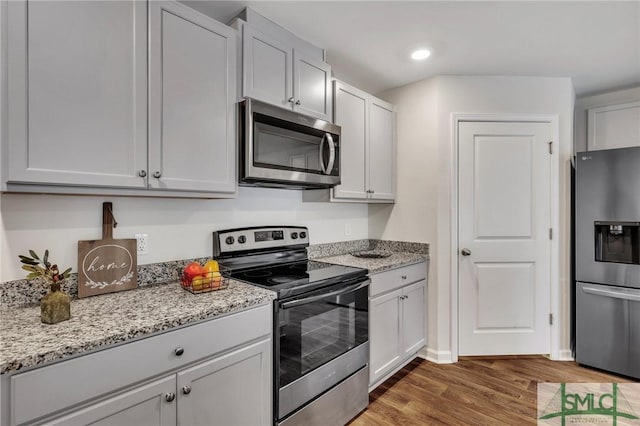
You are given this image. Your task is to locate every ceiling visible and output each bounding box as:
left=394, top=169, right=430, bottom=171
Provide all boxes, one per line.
left=183, top=1, right=640, bottom=97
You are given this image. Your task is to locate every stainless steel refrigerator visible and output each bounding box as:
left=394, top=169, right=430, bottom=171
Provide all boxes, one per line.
left=575, top=146, right=640, bottom=379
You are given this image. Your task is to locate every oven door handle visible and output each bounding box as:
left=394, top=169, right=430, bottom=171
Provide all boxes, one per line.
left=280, top=279, right=369, bottom=309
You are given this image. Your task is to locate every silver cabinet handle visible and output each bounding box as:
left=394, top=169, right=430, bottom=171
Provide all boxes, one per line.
left=295, top=99, right=301, bottom=105
left=182, top=385, right=192, bottom=395
left=401, top=275, right=407, bottom=280
left=153, top=171, right=162, bottom=178
left=461, top=248, right=472, bottom=256
left=138, top=170, right=147, bottom=178
left=174, top=347, right=184, bottom=356
left=165, top=393, right=176, bottom=403
left=287, top=97, right=295, bottom=104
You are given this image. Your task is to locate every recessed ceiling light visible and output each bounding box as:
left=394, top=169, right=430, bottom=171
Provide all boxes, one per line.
left=410, top=48, right=431, bottom=61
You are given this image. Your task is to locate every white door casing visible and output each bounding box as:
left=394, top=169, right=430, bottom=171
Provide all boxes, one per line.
left=458, top=121, right=552, bottom=356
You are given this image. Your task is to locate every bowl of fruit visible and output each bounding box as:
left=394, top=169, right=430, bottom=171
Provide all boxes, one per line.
left=180, top=260, right=228, bottom=294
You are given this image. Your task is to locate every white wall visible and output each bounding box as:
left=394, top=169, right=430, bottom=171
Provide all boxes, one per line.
left=0, top=188, right=368, bottom=281
left=371, top=75, right=575, bottom=360
left=369, top=77, right=439, bottom=350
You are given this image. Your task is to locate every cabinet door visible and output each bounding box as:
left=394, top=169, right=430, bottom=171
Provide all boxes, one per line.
left=293, top=51, right=332, bottom=121
left=243, top=25, right=292, bottom=109
left=332, top=81, right=368, bottom=199
left=176, top=338, right=271, bottom=426
left=6, top=1, right=147, bottom=188
left=402, top=280, right=427, bottom=357
left=587, top=101, right=640, bottom=151
left=44, top=376, right=177, bottom=426
left=368, top=99, right=396, bottom=200
left=369, top=289, right=402, bottom=385
left=148, top=2, right=237, bottom=193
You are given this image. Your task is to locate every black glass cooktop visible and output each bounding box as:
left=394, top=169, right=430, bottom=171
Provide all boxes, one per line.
left=229, top=260, right=368, bottom=299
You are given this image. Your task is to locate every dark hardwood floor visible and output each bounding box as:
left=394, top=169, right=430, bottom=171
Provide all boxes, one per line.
left=349, top=356, right=636, bottom=425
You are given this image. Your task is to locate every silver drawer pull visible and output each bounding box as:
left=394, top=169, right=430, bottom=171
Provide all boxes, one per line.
left=182, top=385, right=192, bottom=395
left=401, top=275, right=407, bottom=280
left=174, top=347, right=184, bottom=356
left=165, top=393, right=176, bottom=403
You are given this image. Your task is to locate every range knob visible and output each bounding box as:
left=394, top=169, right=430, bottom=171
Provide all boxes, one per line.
left=291, top=232, right=298, bottom=239
left=299, top=232, right=307, bottom=239
left=225, top=236, right=235, bottom=245
left=238, top=235, right=246, bottom=244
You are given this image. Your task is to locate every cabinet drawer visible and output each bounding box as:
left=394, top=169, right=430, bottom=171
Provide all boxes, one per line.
left=369, top=261, right=427, bottom=297
left=10, top=304, right=272, bottom=426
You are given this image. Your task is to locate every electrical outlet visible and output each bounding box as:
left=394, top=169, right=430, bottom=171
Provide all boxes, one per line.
left=135, top=233, right=149, bottom=254
left=344, top=223, right=352, bottom=236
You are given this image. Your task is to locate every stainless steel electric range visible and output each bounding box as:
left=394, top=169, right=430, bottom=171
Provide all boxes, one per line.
left=213, top=226, right=370, bottom=426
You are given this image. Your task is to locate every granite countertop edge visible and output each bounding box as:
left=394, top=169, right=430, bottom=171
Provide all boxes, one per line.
left=317, top=252, right=428, bottom=274
left=0, top=280, right=276, bottom=375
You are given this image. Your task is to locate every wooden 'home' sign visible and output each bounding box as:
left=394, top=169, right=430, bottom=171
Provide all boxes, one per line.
left=77, top=202, right=137, bottom=298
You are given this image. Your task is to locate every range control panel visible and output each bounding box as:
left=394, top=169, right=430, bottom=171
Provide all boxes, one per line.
left=213, top=226, right=309, bottom=257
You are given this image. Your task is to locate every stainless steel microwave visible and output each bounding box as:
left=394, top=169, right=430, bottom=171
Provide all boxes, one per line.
left=239, top=98, right=341, bottom=189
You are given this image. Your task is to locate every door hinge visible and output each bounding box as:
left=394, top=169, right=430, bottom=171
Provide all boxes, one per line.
left=548, top=141, right=553, bottom=154
left=549, top=313, right=553, bottom=325
left=549, top=228, right=553, bottom=240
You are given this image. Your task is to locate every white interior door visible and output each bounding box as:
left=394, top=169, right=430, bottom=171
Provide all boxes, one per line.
left=458, top=121, right=552, bottom=355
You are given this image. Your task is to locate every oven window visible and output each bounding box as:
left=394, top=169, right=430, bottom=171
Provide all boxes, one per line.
left=253, top=113, right=339, bottom=176
left=278, top=285, right=368, bottom=388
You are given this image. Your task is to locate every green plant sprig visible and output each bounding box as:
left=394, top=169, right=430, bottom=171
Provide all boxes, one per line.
left=19, top=249, right=71, bottom=283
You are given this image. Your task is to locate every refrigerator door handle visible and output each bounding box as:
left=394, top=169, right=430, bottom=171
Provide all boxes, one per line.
left=582, top=286, right=640, bottom=302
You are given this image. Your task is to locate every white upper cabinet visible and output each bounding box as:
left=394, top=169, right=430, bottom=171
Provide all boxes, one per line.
left=242, top=25, right=292, bottom=110
left=292, top=50, right=332, bottom=120
left=330, top=80, right=396, bottom=203
left=368, top=98, right=395, bottom=200
left=332, top=83, right=368, bottom=199
left=4, top=0, right=237, bottom=197
left=6, top=1, right=148, bottom=188
left=242, top=25, right=332, bottom=121
left=587, top=101, right=640, bottom=151
left=148, top=1, right=237, bottom=193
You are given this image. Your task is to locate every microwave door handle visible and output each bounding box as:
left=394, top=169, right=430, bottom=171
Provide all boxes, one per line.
left=280, top=279, right=370, bottom=309
left=325, top=134, right=336, bottom=175
left=319, top=134, right=328, bottom=174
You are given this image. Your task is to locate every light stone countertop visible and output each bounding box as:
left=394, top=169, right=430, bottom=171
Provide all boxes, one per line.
left=0, top=280, right=275, bottom=375
left=318, top=251, right=428, bottom=274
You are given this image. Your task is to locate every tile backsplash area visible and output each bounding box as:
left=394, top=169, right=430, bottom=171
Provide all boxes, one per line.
left=2, top=240, right=428, bottom=309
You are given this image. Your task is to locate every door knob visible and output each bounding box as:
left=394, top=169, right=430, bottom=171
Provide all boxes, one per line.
left=461, top=248, right=472, bottom=256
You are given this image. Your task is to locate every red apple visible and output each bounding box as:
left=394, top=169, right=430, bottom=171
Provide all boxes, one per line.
left=183, top=262, right=205, bottom=281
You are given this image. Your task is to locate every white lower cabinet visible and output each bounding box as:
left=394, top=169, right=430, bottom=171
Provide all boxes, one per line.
left=3, top=304, right=272, bottom=426
left=43, top=339, right=270, bottom=426
left=176, top=339, right=271, bottom=426
left=43, top=376, right=177, bottom=426
left=368, top=262, right=427, bottom=388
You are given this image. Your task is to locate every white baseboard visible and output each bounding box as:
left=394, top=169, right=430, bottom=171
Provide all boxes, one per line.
left=553, top=349, right=574, bottom=361
left=423, top=347, right=453, bottom=364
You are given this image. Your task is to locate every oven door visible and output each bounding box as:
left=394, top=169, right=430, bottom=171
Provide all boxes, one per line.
left=276, top=278, right=369, bottom=420
left=242, top=98, right=341, bottom=188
